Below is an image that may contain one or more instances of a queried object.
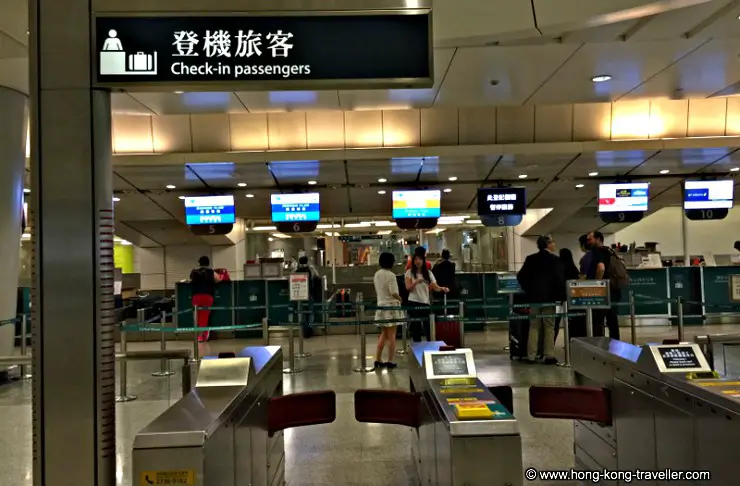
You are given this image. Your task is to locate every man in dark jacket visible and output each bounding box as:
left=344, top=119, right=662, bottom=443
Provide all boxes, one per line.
left=432, top=249, right=457, bottom=299
left=517, top=236, right=565, bottom=364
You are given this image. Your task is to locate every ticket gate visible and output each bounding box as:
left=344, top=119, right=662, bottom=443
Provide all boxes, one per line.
left=405, top=342, right=523, bottom=486
left=133, top=346, right=335, bottom=486
left=530, top=338, right=740, bottom=485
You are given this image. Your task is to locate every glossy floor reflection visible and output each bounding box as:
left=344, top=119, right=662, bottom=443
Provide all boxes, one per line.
left=0, top=323, right=738, bottom=486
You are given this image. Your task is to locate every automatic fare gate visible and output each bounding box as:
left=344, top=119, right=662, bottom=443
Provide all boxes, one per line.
left=133, top=346, right=336, bottom=486
left=530, top=337, right=739, bottom=485
left=356, top=342, right=524, bottom=486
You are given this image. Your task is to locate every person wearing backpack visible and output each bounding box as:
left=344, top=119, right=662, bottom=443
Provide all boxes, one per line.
left=586, top=231, right=628, bottom=340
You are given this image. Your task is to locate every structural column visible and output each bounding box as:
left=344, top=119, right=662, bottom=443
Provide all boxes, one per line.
left=0, top=87, right=27, bottom=362
left=30, top=1, right=116, bottom=485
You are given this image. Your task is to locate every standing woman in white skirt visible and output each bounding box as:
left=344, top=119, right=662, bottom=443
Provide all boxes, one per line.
left=373, top=252, right=405, bottom=369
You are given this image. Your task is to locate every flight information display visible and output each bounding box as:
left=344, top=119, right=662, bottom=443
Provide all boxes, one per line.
left=271, top=193, right=320, bottom=223
left=392, top=190, right=441, bottom=219
left=684, top=180, right=734, bottom=210
left=598, top=183, right=649, bottom=212
left=431, top=353, right=469, bottom=376
left=477, top=187, right=526, bottom=216
left=184, top=195, right=236, bottom=225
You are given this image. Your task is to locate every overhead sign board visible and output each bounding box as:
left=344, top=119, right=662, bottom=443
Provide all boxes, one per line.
left=477, top=187, right=527, bottom=216
left=566, top=279, right=611, bottom=310
left=94, top=12, right=432, bottom=89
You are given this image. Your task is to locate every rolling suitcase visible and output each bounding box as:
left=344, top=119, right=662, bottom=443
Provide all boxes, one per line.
left=509, top=294, right=531, bottom=360
left=435, top=317, right=462, bottom=348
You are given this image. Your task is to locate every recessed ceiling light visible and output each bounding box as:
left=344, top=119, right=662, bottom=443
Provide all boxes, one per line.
left=731, top=167, right=740, bottom=172
left=443, top=188, right=452, bottom=193
left=378, top=178, right=387, bottom=183
left=588, top=171, right=599, bottom=177
left=268, top=237, right=274, bottom=242
left=575, top=184, right=585, bottom=189
left=592, top=75, right=612, bottom=83
left=178, top=196, right=186, bottom=200
left=448, top=176, right=458, bottom=181
left=113, top=197, right=121, bottom=202
left=518, top=174, right=528, bottom=179
left=237, top=182, right=247, bottom=187
left=378, top=190, right=386, bottom=195
left=246, top=193, right=255, bottom=198
left=174, top=90, right=184, bottom=94
left=166, top=184, right=176, bottom=189
left=659, top=169, right=670, bottom=174
left=23, top=188, right=30, bottom=194
left=308, top=180, right=317, bottom=185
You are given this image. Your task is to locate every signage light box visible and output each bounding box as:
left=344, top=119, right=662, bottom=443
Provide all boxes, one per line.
left=392, top=190, right=441, bottom=219
left=271, top=193, right=320, bottom=223
left=683, top=180, right=734, bottom=210
left=477, top=187, right=526, bottom=216
left=95, top=12, right=432, bottom=88
left=598, top=183, right=649, bottom=213
left=184, top=195, right=235, bottom=225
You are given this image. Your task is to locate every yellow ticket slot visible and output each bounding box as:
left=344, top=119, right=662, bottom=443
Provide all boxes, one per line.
left=686, top=371, right=721, bottom=380
left=447, top=397, right=477, bottom=404
left=442, top=378, right=476, bottom=386
left=454, top=402, right=494, bottom=420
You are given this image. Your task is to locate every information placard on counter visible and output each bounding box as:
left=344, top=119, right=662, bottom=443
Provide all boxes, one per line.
left=566, top=280, right=611, bottom=310
left=289, top=273, right=309, bottom=301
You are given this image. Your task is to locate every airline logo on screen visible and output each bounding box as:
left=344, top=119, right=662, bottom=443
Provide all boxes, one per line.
left=685, top=189, right=709, bottom=201
left=598, top=185, right=649, bottom=211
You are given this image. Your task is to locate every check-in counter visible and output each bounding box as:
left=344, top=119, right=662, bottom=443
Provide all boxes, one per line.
left=408, top=342, right=523, bottom=486
left=561, top=338, right=740, bottom=486
left=133, top=346, right=284, bottom=486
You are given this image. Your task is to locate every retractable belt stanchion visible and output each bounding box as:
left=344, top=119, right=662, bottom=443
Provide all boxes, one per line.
left=262, top=317, right=269, bottom=345
left=585, top=308, right=594, bottom=338
left=458, top=300, right=465, bottom=347
left=295, top=301, right=311, bottom=359
left=20, top=314, right=31, bottom=380
left=677, top=296, right=685, bottom=342
left=429, top=313, right=437, bottom=342
left=629, top=290, right=637, bottom=345
left=115, top=323, right=137, bottom=403
left=283, top=310, right=303, bottom=374
left=559, top=302, right=571, bottom=368
left=354, top=294, right=374, bottom=373
left=152, top=310, right=174, bottom=377
left=192, top=306, right=200, bottom=363
left=397, top=305, right=409, bottom=356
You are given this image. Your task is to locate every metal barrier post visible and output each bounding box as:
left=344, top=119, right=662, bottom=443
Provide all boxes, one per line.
left=115, top=325, right=137, bottom=402
left=283, top=312, right=303, bottom=374
left=458, top=300, right=465, bottom=347
left=430, top=313, right=437, bottom=342
left=20, top=315, right=31, bottom=380
left=629, top=290, right=637, bottom=345
left=296, top=301, right=311, bottom=358
left=397, top=305, right=409, bottom=355
left=559, top=302, right=571, bottom=368
left=152, top=311, right=174, bottom=377
left=192, top=306, right=200, bottom=363
left=353, top=301, right=374, bottom=373
left=586, top=308, right=594, bottom=338
left=262, top=317, right=269, bottom=345
left=677, top=296, right=685, bottom=342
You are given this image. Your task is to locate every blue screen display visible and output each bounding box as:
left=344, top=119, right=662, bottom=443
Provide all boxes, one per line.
left=392, top=190, right=441, bottom=219
left=271, top=193, right=320, bottom=222
left=184, top=195, right=236, bottom=225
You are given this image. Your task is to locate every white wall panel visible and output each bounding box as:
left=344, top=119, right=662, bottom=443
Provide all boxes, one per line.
left=344, top=110, right=382, bottom=148
left=229, top=114, right=269, bottom=151
left=190, top=114, right=230, bottom=152
left=573, top=102, right=612, bottom=141
left=152, top=115, right=192, bottom=153
left=134, top=247, right=165, bottom=290
left=383, top=109, right=420, bottom=147
left=611, top=100, right=651, bottom=139
left=496, top=105, right=535, bottom=144
left=164, top=245, right=212, bottom=289
left=649, top=99, right=688, bottom=139
left=112, top=115, right=153, bottom=153
left=535, top=104, right=573, bottom=143
left=420, top=108, right=458, bottom=146
left=687, top=99, right=727, bottom=137
left=306, top=111, right=345, bottom=149
left=725, top=98, right=740, bottom=136
left=267, top=112, right=307, bottom=150
left=458, top=107, right=496, bottom=145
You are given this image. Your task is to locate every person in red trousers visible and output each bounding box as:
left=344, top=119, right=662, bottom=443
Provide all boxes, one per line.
left=190, top=256, right=221, bottom=342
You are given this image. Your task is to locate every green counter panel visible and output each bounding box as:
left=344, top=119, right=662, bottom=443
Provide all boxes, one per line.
left=668, top=267, right=703, bottom=325
left=456, top=273, right=484, bottom=330
left=701, top=267, right=740, bottom=313
left=234, top=280, right=268, bottom=338
left=175, top=282, right=233, bottom=328
left=620, top=269, right=670, bottom=316
left=482, top=273, right=511, bottom=322
left=266, top=279, right=291, bottom=325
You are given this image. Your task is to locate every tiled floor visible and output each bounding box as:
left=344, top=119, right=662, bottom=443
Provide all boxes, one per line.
left=0, top=323, right=738, bottom=485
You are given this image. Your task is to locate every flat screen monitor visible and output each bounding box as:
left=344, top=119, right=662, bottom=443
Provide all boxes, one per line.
left=271, top=193, right=320, bottom=223
left=598, top=183, right=649, bottom=213
left=683, top=180, right=734, bottom=210
left=648, top=344, right=710, bottom=373
left=184, top=195, right=236, bottom=225
left=392, top=190, right=441, bottom=219
left=477, top=187, right=526, bottom=216
left=431, top=353, right=469, bottom=376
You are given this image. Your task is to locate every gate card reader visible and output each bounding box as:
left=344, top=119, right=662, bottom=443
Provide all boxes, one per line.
left=424, top=349, right=476, bottom=380
left=648, top=343, right=711, bottom=374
